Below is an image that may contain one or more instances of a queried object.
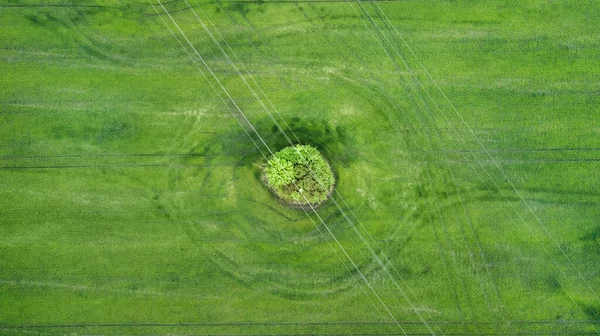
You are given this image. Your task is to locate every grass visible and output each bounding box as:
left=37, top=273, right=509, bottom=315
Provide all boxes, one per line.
left=1, top=0, right=599, bottom=334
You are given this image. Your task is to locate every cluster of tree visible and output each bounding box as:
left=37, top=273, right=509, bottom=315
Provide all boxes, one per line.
left=264, top=144, right=335, bottom=205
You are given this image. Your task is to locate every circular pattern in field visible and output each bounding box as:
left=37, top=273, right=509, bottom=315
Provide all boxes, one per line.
left=263, top=144, right=335, bottom=207
left=157, top=78, right=437, bottom=299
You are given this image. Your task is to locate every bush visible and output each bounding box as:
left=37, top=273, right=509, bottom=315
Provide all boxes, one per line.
left=264, top=144, right=335, bottom=206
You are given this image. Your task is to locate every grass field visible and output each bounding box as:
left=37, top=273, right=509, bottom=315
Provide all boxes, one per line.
left=1, top=0, right=599, bottom=335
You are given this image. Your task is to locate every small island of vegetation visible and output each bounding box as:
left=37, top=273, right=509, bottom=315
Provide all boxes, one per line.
left=263, top=144, right=335, bottom=207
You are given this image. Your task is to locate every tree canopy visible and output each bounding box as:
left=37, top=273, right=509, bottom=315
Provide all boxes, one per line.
left=264, top=144, right=335, bottom=206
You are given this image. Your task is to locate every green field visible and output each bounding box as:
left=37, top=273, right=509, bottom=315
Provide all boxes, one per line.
left=1, top=0, right=599, bottom=334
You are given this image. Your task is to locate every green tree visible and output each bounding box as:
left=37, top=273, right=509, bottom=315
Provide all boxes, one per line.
left=264, top=144, right=335, bottom=206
